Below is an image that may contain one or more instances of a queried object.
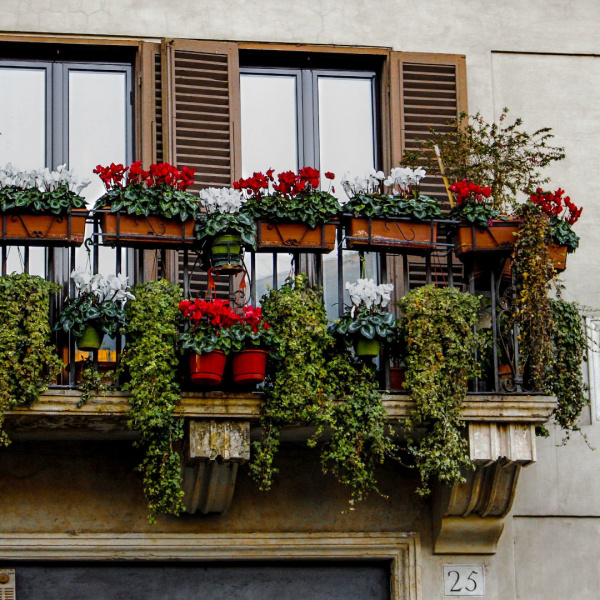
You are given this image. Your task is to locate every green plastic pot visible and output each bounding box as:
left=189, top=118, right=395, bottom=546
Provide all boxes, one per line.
left=355, top=338, right=381, bottom=358
left=76, top=324, right=104, bottom=351
left=210, top=233, right=243, bottom=268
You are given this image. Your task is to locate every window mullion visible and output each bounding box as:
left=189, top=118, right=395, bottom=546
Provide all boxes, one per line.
left=300, top=69, right=318, bottom=170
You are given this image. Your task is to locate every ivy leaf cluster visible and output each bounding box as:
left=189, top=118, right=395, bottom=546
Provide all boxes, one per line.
left=96, top=184, right=199, bottom=222
left=120, top=279, right=184, bottom=522
left=512, top=203, right=555, bottom=390
left=251, top=274, right=394, bottom=502
left=0, top=273, right=62, bottom=445
left=398, top=284, right=485, bottom=494
left=242, top=191, right=341, bottom=229
left=0, top=185, right=86, bottom=215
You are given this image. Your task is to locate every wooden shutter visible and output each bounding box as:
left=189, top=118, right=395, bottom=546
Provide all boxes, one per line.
left=161, top=39, right=241, bottom=191
left=387, top=52, right=468, bottom=294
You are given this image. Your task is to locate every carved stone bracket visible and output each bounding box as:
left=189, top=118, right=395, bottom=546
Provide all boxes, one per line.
left=181, top=419, right=250, bottom=515
left=433, top=423, right=536, bottom=554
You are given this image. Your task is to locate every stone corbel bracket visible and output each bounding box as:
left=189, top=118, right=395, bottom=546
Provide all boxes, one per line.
left=181, top=419, right=250, bottom=515
left=433, top=422, right=536, bottom=554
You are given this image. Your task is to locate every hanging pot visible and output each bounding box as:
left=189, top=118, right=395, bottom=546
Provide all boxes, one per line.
left=189, top=350, right=227, bottom=386
left=355, top=338, right=381, bottom=358
left=76, top=324, right=105, bottom=351
left=210, top=233, right=243, bottom=269
left=231, top=349, right=268, bottom=385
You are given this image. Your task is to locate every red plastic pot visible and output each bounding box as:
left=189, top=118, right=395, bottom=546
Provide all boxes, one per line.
left=189, top=351, right=227, bottom=386
left=231, top=349, right=268, bottom=385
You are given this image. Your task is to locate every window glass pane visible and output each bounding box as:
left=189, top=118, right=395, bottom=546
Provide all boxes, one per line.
left=240, top=74, right=298, bottom=175
left=69, top=69, right=128, bottom=359
left=241, top=74, right=299, bottom=300
left=0, top=67, right=46, bottom=169
left=318, top=76, right=377, bottom=314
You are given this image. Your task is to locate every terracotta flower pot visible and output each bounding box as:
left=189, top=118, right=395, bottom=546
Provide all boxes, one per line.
left=0, top=209, right=88, bottom=246
left=255, top=221, right=336, bottom=253
left=346, top=217, right=437, bottom=252
left=100, top=211, right=195, bottom=246
left=231, top=349, right=268, bottom=385
left=453, top=220, right=520, bottom=259
left=355, top=338, right=381, bottom=358
left=76, top=324, right=105, bottom=351
left=189, top=350, right=227, bottom=386
left=389, top=366, right=406, bottom=391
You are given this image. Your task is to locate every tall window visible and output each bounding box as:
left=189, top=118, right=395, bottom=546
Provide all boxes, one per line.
left=240, top=63, right=380, bottom=312
left=0, top=57, right=133, bottom=276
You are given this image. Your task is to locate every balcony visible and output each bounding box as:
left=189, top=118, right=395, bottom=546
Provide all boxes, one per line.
left=1, top=211, right=557, bottom=554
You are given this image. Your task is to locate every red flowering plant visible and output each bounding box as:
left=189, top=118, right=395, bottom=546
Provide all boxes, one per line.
left=93, top=161, right=199, bottom=221
left=235, top=167, right=341, bottom=229
left=528, top=187, right=582, bottom=252
left=178, top=297, right=241, bottom=355
left=228, top=305, right=281, bottom=355
left=449, top=179, right=499, bottom=228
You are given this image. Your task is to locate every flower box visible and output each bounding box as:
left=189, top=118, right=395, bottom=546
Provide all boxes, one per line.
left=345, top=217, right=436, bottom=252
left=0, top=210, right=88, bottom=246
left=453, top=220, right=520, bottom=259
left=100, top=211, right=195, bottom=247
left=255, top=221, right=337, bottom=253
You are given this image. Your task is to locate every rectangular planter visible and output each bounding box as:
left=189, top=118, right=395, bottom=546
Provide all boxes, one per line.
left=0, top=210, right=88, bottom=246
left=548, top=244, right=568, bottom=273
left=345, top=217, right=437, bottom=252
left=255, top=221, right=336, bottom=253
left=100, top=212, right=195, bottom=247
left=453, top=220, right=520, bottom=259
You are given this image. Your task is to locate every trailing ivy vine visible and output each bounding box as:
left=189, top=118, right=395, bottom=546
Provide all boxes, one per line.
left=0, top=273, right=62, bottom=445
left=121, top=279, right=184, bottom=522
left=398, top=284, right=484, bottom=494
left=251, top=275, right=393, bottom=501
left=512, top=203, right=554, bottom=390
left=544, top=299, right=589, bottom=441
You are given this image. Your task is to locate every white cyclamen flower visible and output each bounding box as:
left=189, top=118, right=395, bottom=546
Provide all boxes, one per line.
left=346, top=278, right=394, bottom=310
left=199, top=187, right=245, bottom=214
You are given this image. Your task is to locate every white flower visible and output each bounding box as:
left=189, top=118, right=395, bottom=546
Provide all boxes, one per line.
left=346, top=278, right=394, bottom=310
left=0, top=163, right=90, bottom=194
left=71, top=270, right=135, bottom=305
left=199, top=187, right=245, bottom=215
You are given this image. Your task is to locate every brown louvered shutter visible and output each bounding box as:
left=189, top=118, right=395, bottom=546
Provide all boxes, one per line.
left=388, top=52, right=468, bottom=294
left=162, top=39, right=241, bottom=190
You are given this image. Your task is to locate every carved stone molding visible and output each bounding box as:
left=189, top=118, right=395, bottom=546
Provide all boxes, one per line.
left=181, top=419, right=250, bottom=515
left=433, top=423, right=536, bottom=554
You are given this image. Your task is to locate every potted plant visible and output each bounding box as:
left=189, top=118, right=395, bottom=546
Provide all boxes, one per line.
left=228, top=305, right=279, bottom=385
left=341, top=167, right=441, bottom=251
left=331, top=278, right=396, bottom=359
left=196, top=186, right=256, bottom=271
left=527, top=187, right=582, bottom=272
left=93, top=161, right=199, bottom=246
left=235, top=167, right=341, bottom=252
left=178, top=297, right=239, bottom=386
left=0, top=163, right=90, bottom=246
left=56, top=267, right=134, bottom=351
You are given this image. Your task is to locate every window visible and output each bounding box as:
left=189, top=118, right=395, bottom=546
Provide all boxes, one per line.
left=0, top=51, right=134, bottom=278
left=239, top=54, right=382, bottom=311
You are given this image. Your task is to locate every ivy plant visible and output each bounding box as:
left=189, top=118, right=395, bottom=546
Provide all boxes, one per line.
left=544, top=299, right=589, bottom=441
left=0, top=273, right=62, bottom=445
left=120, top=279, right=184, bottom=522
left=251, top=275, right=394, bottom=502
left=397, top=284, right=485, bottom=494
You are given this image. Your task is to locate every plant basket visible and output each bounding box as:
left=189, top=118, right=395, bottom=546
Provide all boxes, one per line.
left=255, top=221, right=336, bottom=253
left=354, top=338, right=381, bottom=358
left=100, top=210, right=195, bottom=247
left=76, top=324, right=105, bottom=351
left=453, top=220, right=520, bottom=259
left=0, top=209, right=88, bottom=246
left=231, top=349, right=268, bottom=385
left=209, top=233, right=244, bottom=272
left=345, top=217, right=437, bottom=252
left=189, top=350, right=227, bottom=386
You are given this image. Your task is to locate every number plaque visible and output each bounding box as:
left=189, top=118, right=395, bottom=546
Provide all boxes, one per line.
left=443, top=565, right=485, bottom=596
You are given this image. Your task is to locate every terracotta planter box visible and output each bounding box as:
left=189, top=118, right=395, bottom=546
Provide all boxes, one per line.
left=453, top=220, right=520, bottom=259
left=345, top=217, right=437, bottom=251
left=255, top=221, right=336, bottom=253
left=0, top=210, right=88, bottom=246
left=548, top=244, right=568, bottom=273
left=100, top=211, right=195, bottom=247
